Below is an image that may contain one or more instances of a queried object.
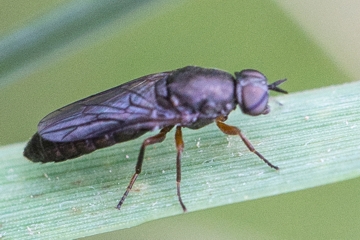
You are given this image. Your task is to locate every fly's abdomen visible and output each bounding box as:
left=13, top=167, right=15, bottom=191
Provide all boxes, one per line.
left=23, top=132, right=117, bottom=163
left=24, top=130, right=149, bottom=163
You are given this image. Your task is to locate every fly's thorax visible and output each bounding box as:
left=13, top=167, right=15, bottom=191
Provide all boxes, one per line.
left=166, top=66, right=236, bottom=117
left=235, top=69, right=270, bottom=116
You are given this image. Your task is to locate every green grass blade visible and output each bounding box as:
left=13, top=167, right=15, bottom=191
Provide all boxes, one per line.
left=0, top=0, right=175, bottom=87
left=1, top=81, right=360, bottom=239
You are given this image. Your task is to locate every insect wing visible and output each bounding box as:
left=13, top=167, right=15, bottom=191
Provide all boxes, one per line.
left=38, top=72, right=173, bottom=142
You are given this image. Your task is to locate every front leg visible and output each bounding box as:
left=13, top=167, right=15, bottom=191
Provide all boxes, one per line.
left=215, top=116, right=278, bottom=170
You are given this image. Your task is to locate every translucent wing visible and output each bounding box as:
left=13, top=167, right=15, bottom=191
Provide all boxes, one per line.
left=38, top=71, right=178, bottom=142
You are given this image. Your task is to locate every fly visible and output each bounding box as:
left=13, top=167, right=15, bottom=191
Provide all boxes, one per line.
left=24, top=66, right=287, bottom=212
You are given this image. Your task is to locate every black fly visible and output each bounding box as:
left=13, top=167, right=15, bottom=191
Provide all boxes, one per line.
left=24, top=66, right=287, bottom=212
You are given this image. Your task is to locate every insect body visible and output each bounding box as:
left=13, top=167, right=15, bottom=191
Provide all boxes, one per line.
left=24, top=66, right=287, bottom=212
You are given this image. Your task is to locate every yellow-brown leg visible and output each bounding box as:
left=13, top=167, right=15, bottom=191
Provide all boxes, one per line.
left=215, top=116, right=278, bottom=170
left=175, top=126, right=187, bottom=212
left=117, top=126, right=174, bottom=210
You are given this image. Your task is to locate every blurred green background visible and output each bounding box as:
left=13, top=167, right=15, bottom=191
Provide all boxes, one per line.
left=1, top=0, right=360, bottom=239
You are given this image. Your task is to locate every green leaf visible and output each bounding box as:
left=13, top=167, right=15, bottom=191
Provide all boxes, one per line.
left=1, top=81, right=360, bottom=239
left=0, top=0, right=177, bottom=87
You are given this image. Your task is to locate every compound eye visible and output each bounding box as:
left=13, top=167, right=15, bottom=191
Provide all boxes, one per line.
left=241, top=84, right=269, bottom=116
left=235, top=69, right=271, bottom=116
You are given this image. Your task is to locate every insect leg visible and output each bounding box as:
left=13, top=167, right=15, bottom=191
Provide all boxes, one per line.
left=215, top=116, right=278, bottom=170
left=117, top=126, right=174, bottom=210
left=175, top=126, right=187, bottom=212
